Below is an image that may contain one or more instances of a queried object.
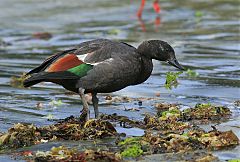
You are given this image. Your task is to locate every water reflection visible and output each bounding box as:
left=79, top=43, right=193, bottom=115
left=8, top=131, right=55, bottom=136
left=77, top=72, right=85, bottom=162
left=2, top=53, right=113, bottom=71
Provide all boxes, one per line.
left=137, top=16, right=161, bottom=32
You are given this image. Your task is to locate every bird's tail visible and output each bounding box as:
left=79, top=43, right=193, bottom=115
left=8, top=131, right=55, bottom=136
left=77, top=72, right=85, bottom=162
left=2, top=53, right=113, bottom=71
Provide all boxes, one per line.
left=23, top=73, right=46, bottom=87
left=23, top=71, right=79, bottom=88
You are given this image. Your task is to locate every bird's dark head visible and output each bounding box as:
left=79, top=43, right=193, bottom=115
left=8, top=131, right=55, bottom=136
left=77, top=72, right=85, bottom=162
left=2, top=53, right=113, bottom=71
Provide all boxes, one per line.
left=137, top=40, right=184, bottom=70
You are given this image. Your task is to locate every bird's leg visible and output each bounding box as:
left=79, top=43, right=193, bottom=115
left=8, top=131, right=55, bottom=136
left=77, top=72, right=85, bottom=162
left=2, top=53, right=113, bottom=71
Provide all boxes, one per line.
left=92, top=92, right=99, bottom=119
left=137, top=0, right=145, bottom=18
left=79, top=88, right=89, bottom=121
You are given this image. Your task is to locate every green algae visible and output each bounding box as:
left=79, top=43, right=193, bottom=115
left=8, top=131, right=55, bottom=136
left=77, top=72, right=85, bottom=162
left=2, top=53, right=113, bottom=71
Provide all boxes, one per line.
left=120, top=144, right=143, bottom=158
left=195, top=103, right=212, bottom=109
left=160, top=107, right=181, bottom=120
left=195, top=11, right=204, bottom=17
left=186, top=69, right=199, bottom=77
left=10, top=73, right=29, bottom=88
left=228, top=159, right=240, bottom=162
left=165, top=71, right=183, bottom=89
left=118, top=137, right=147, bottom=158
left=118, top=137, right=142, bottom=146
left=164, top=69, right=199, bottom=89
left=49, top=99, right=63, bottom=106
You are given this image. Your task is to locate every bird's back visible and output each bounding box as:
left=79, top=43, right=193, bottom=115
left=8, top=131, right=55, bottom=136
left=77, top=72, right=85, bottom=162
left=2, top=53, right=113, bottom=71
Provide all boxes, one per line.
left=23, top=39, right=152, bottom=93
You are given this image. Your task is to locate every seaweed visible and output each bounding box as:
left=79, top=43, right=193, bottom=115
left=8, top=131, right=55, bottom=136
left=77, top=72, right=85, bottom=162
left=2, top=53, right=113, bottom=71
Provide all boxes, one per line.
left=0, top=118, right=117, bottom=150
left=22, top=146, right=121, bottom=162
left=165, top=71, right=183, bottom=89
left=49, top=100, right=63, bottom=107
left=100, top=113, right=142, bottom=128
left=143, top=114, right=190, bottom=132
left=39, top=118, right=117, bottom=141
left=141, top=150, right=219, bottom=162
left=228, top=160, right=240, bottom=162
left=117, top=128, right=239, bottom=157
left=199, top=130, right=239, bottom=150
left=10, top=73, right=29, bottom=88
left=0, top=123, right=40, bottom=149
left=159, top=107, right=181, bottom=120
left=101, top=110, right=190, bottom=132
left=182, top=103, right=231, bottom=123
left=120, top=144, right=143, bottom=158
left=186, top=69, right=199, bottom=78
left=1, top=102, right=238, bottom=161
left=156, top=103, right=232, bottom=123
left=154, top=103, right=178, bottom=115
left=195, top=11, right=204, bottom=17
left=117, top=137, right=147, bottom=158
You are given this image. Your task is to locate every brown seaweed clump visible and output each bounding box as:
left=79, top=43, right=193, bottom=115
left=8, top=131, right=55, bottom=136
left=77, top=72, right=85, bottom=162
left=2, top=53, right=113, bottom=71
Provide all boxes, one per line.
left=39, top=118, right=117, bottom=141
left=154, top=103, right=178, bottom=114
left=22, top=146, right=121, bottom=162
left=143, top=131, right=204, bottom=154
left=141, top=150, right=219, bottom=162
left=143, top=114, right=190, bottom=132
left=182, top=103, right=231, bottom=123
left=144, top=105, right=190, bottom=132
left=117, top=128, right=239, bottom=158
left=0, top=117, right=117, bottom=150
left=146, top=129, right=239, bottom=153
left=101, top=111, right=190, bottom=132
left=154, top=103, right=232, bottom=124
left=0, top=123, right=40, bottom=149
left=100, top=113, right=142, bottom=128
left=198, top=130, right=239, bottom=150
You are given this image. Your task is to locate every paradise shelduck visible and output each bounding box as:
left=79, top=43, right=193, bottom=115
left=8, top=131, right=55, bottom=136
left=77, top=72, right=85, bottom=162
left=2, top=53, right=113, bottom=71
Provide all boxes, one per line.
left=23, top=39, right=184, bottom=120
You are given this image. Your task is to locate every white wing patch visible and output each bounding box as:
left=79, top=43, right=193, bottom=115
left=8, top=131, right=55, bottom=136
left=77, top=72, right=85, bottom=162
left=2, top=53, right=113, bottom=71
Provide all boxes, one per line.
left=90, top=58, right=114, bottom=66
left=77, top=54, right=89, bottom=62
left=77, top=52, right=114, bottom=66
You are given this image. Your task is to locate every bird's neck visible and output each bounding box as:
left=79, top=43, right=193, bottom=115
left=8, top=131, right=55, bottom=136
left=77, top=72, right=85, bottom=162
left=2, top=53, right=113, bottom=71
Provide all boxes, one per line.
left=132, top=56, right=153, bottom=85
left=136, top=48, right=152, bottom=59
left=137, top=42, right=156, bottom=59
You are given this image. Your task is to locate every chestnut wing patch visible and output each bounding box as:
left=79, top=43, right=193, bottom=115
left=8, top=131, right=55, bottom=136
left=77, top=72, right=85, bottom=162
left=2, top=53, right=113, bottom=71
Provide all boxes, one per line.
left=47, top=54, right=93, bottom=77
left=47, top=54, right=84, bottom=72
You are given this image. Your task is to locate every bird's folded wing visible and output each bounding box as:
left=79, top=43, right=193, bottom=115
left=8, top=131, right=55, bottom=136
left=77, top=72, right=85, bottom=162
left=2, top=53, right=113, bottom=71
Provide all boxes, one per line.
left=25, top=39, right=112, bottom=75
left=77, top=56, right=141, bottom=90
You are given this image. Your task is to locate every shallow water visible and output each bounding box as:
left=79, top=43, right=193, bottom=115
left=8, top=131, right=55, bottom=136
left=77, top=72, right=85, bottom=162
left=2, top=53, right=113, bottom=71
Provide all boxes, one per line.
left=0, top=0, right=239, bottom=161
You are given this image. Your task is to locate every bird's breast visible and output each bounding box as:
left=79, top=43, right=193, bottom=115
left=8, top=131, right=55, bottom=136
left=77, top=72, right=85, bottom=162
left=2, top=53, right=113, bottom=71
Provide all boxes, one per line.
left=132, top=57, right=153, bottom=85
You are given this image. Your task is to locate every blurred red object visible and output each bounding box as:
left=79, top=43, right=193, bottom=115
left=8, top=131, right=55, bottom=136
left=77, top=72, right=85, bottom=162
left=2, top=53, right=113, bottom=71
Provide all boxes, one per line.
left=137, top=0, right=145, bottom=18
left=137, top=0, right=161, bottom=18
left=153, top=0, right=161, bottom=13
left=138, top=17, right=147, bottom=32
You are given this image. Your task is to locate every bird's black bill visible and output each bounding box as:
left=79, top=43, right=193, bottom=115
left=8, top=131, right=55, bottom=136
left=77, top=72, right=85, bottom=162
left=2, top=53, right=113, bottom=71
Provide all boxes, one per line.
left=167, top=59, right=185, bottom=70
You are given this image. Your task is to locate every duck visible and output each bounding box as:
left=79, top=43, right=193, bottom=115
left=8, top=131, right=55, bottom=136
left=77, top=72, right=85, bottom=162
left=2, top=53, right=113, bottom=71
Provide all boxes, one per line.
left=23, top=39, right=184, bottom=121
